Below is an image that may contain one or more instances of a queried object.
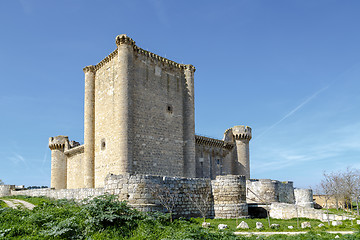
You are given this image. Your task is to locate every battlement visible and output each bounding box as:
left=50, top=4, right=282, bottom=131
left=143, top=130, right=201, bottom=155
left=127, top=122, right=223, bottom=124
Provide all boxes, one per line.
left=232, top=125, right=252, bottom=140
left=92, top=34, right=196, bottom=72
left=195, top=135, right=234, bottom=149
left=48, top=136, right=69, bottom=150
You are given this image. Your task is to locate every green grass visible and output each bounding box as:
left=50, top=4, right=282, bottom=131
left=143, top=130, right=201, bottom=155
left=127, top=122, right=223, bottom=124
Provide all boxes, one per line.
left=0, top=195, right=53, bottom=206
left=1, top=195, right=360, bottom=239
left=0, top=200, right=7, bottom=208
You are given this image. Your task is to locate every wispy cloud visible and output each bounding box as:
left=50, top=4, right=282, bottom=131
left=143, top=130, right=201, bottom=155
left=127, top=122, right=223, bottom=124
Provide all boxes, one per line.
left=253, top=123, right=360, bottom=173
left=254, top=85, right=330, bottom=142
left=8, top=152, right=27, bottom=166
left=7, top=152, right=32, bottom=172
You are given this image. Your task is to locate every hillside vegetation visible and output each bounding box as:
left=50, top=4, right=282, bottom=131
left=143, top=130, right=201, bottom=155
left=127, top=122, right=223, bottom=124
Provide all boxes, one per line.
left=0, top=195, right=359, bottom=239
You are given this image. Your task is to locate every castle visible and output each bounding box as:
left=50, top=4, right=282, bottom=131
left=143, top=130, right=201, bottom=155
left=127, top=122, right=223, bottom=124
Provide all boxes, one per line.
left=49, top=34, right=252, bottom=190
left=1, top=35, right=322, bottom=220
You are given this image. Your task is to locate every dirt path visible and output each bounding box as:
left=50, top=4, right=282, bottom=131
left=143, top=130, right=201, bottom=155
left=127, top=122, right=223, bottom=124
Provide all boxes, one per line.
left=1, top=199, right=35, bottom=210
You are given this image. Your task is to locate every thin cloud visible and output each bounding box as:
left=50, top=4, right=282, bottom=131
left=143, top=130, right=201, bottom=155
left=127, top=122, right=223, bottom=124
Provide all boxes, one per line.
left=254, top=85, right=329, bottom=142
left=8, top=153, right=27, bottom=165
left=253, top=126, right=360, bottom=173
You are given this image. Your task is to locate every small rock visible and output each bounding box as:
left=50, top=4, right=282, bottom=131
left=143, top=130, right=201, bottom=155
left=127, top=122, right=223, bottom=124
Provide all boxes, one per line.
left=301, top=222, right=311, bottom=228
left=237, top=221, right=249, bottom=229
left=288, top=225, right=294, bottom=229
left=318, top=223, right=325, bottom=227
left=202, top=222, right=210, bottom=228
left=256, top=222, right=264, bottom=229
left=270, top=224, right=280, bottom=229
left=335, top=235, right=340, bottom=238
left=357, top=220, right=360, bottom=225
left=332, top=220, right=343, bottom=226
left=218, top=224, right=228, bottom=230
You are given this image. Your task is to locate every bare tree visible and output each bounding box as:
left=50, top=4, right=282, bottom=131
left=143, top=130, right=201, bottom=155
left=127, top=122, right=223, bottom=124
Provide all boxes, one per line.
left=150, top=183, right=178, bottom=223
left=353, top=171, right=360, bottom=215
left=317, top=176, right=334, bottom=226
left=186, top=187, right=212, bottom=223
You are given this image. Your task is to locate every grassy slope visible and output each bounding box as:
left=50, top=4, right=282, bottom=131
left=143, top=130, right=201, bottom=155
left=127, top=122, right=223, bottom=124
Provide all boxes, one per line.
left=0, top=196, right=360, bottom=240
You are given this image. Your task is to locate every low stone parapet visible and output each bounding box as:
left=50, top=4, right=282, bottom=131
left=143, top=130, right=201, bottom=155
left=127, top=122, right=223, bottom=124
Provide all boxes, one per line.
left=270, top=203, right=354, bottom=221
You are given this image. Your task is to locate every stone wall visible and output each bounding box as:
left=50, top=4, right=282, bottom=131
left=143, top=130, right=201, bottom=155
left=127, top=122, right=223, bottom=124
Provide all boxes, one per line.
left=294, top=188, right=314, bottom=208
left=270, top=203, right=353, bottom=221
left=105, top=174, right=213, bottom=218
left=0, top=185, right=14, bottom=197
left=212, top=175, right=248, bottom=218
left=9, top=174, right=214, bottom=218
left=65, top=145, right=84, bottom=189
left=11, top=188, right=105, bottom=201
left=246, top=179, right=295, bottom=204
left=195, top=135, right=233, bottom=179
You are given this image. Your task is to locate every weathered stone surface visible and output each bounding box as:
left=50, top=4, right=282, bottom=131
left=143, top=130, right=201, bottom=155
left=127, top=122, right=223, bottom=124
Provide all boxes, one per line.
left=246, top=179, right=295, bottom=204
left=212, top=175, right=248, bottom=219
left=0, top=185, right=14, bottom=197
left=294, top=189, right=314, bottom=208
left=301, top=222, right=311, bottom=228
left=218, top=224, right=228, bottom=230
left=256, top=222, right=264, bottom=229
left=270, top=203, right=353, bottom=221
left=237, top=221, right=249, bottom=229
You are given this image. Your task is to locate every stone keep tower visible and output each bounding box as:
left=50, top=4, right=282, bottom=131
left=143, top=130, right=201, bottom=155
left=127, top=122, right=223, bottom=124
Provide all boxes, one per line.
left=49, top=34, right=252, bottom=190
left=50, top=34, right=196, bottom=189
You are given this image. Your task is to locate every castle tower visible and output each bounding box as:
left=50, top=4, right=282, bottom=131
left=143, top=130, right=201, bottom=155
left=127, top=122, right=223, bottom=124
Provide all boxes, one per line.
left=232, top=125, right=252, bottom=179
left=49, top=136, right=69, bottom=189
left=83, top=65, right=96, bottom=188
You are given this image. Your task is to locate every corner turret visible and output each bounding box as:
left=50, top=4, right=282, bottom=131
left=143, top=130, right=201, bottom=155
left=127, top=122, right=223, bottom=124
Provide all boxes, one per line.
left=223, top=126, right=252, bottom=179
left=49, top=136, right=69, bottom=189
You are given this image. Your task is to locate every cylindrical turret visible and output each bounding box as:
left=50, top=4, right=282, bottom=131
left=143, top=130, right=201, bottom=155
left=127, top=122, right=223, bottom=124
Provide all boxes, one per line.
left=183, top=64, right=196, bottom=178
left=212, top=175, right=248, bottom=218
left=49, top=136, right=69, bottom=189
left=83, top=65, right=96, bottom=188
left=294, top=188, right=314, bottom=208
left=232, top=125, right=252, bottom=179
left=115, top=34, right=134, bottom=174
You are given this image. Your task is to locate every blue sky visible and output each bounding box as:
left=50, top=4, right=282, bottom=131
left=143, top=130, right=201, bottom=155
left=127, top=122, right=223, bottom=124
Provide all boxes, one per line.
left=0, top=0, right=359, bottom=188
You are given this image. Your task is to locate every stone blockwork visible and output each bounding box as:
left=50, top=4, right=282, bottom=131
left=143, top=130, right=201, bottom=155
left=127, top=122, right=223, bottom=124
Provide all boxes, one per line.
left=105, top=174, right=214, bottom=218
left=212, top=175, right=248, bottom=218
left=270, top=203, right=353, bottom=222
left=294, top=188, right=314, bottom=208
left=10, top=187, right=105, bottom=201
left=195, top=135, right=234, bottom=179
left=246, top=179, right=295, bottom=204
left=0, top=185, right=14, bottom=197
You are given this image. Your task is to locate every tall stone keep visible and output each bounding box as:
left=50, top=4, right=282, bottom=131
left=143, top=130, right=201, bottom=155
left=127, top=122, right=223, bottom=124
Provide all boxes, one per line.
left=49, top=34, right=252, bottom=189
